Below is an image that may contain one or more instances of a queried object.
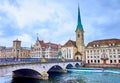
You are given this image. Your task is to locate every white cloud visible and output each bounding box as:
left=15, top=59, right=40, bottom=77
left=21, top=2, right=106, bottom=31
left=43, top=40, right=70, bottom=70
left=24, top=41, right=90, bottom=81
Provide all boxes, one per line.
left=0, top=0, right=119, bottom=47
left=0, top=0, right=71, bottom=29
left=0, top=0, right=76, bottom=46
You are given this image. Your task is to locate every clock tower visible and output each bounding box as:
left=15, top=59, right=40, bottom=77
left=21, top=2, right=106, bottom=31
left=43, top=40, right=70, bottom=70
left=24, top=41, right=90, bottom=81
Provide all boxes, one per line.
left=75, top=5, right=85, bottom=60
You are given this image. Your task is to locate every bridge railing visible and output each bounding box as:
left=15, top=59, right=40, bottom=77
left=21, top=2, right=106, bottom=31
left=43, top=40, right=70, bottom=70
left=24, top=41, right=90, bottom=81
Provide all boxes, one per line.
left=0, top=58, right=81, bottom=66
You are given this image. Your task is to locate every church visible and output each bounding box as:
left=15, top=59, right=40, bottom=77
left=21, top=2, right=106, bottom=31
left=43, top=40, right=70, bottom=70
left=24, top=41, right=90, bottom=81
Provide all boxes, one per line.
left=61, top=5, right=85, bottom=62
left=62, top=5, right=120, bottom=66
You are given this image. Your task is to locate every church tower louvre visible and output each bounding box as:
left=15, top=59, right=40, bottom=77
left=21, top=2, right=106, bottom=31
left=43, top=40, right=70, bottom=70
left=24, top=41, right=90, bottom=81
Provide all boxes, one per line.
left=75, top=4, right=85, bottom=60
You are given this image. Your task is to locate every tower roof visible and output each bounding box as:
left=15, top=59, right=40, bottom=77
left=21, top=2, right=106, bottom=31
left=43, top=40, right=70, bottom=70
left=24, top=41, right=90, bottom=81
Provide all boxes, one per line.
left=75, top=5, right=83, bottom=32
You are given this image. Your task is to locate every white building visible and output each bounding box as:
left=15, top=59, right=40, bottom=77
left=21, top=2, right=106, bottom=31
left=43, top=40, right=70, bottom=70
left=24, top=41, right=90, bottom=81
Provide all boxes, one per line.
left=86, top=39, right=120, bottom=65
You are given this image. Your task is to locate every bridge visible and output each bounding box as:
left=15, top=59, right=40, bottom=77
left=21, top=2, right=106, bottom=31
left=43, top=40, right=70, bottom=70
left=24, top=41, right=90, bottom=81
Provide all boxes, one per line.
left=0, top=58, right=82, bottom=80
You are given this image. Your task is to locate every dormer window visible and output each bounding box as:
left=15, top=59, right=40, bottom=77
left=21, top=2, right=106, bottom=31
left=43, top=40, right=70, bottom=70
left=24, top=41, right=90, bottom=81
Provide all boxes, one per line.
left=97, top=44, right=99, bottom=47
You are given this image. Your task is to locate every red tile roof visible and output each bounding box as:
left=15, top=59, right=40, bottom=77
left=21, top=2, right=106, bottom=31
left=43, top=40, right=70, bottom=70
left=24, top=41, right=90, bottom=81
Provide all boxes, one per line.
left=87, top=38, right=120, bottom=47
left=39, top=40, right=46, bottom=47
left=46, top=42, right=59, bottom=49
left=39, top=40, right=59, bottom=49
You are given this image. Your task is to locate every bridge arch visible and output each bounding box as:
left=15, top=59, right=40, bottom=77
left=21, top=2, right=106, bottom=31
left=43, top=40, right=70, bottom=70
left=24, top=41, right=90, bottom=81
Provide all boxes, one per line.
left=13, top=68, right=42, bottom=79
left=75, top=63, right=80, bottom=67
left=47, top=65, right=63, bottom=73
left=66, top=64, right=73, bottom=69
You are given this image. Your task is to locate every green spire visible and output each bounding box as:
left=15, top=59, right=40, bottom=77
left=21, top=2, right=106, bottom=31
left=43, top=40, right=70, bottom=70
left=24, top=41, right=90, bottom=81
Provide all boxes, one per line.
left=76, top=5, right=83, bottom=32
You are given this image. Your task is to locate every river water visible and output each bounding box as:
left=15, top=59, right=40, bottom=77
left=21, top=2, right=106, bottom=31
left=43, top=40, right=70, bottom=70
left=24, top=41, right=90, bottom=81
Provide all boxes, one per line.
left=0, top=67, right=120, bottom=83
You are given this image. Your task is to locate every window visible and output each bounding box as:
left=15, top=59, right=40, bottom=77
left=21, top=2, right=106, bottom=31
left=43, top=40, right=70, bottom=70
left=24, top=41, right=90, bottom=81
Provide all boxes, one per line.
left=97, top=50, right=99, bottom=53
left=110, top=60, right=112, bottom=63
left=87, top=50, right=89, bottom=54
left=94, top=56, right=96, bottom=58
left=109, top=49, right=111, bottom=52
left=114, top=55, right=116, bottom=58
left=88, top=60, right=90, bottom=64
left=113, top=43, right=115, bottom=46
left=113, top=49, right=116, bottom=52
left=118, top=55, right=120, bottom=58
left=94, top=60, right=96, bottom=63
left=110, top=55, right=112, bottom=58
left=97, top=45, right=99, bottom=47
left=109, top=44, right=112, bottom=46
left=114, top=60, right=116, bottom=63
left=78, top=34, right=80, bottom=38
left=98, top=60, right=100, bottom=63
left=103, top=50, right=105, bottom=52
left=91, top=56, right=93, bottom=58
left=91, top=60, right=93, bottom=63
left=87, top=56, right=89, bottom=58
left=69, top=49, right=71, bottom=58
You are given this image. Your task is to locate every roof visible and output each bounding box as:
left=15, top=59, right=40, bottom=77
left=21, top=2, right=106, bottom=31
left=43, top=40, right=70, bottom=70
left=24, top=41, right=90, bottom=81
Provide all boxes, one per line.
left=13, top=39, right=21, bottom=42
left=46, top=42, right=59, bottom=49
left=39, top=40, right=46, bottom=47
left=63, top=40, right=76, bottom=47
left=75, top=5, right=83, bottom=32
left=39, top=40, right=59, bottom=49
left=87, top=38, right=120, bottom=47
left=75, top=51, right=82, bottom=55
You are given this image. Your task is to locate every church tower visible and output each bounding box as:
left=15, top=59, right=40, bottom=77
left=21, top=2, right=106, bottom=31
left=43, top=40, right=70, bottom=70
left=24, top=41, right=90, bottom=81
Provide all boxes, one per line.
left=13, top=39, right=21, bottom=58
left=75, top=5, right=85, bottom=60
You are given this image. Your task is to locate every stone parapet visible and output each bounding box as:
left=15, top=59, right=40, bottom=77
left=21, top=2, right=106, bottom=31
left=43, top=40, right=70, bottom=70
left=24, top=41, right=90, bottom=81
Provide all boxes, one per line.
left=85, top=64, right=120, bottom=68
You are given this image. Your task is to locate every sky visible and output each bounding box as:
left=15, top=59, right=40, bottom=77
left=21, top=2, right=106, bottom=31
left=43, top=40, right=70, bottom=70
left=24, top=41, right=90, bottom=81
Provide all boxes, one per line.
left=0, top=0, right=120, bottom=47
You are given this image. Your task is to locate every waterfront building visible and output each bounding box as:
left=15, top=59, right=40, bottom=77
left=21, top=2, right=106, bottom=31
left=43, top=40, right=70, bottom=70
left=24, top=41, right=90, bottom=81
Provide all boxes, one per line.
left=86, top=39, right=120, bottom=65
left=30, top=37, right=61, bottom=58
left=0, top=39, right=30, bottom=58
left=61, top=5, right=85, bottom=61
left=61, top=4, right=120, bottom=66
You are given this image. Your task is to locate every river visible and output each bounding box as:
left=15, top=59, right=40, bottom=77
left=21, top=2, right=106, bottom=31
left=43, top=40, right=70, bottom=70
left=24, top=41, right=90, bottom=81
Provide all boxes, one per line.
left=0, top=67, right=120, bottom=83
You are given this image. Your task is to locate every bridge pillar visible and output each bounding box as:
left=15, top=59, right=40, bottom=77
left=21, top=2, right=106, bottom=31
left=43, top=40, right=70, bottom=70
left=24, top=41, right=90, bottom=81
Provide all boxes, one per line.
left=41, top=71, right=49, bottom=80
left=63, top=68, right=67, bottom=73
left=41, top=58, right=46, bottom=62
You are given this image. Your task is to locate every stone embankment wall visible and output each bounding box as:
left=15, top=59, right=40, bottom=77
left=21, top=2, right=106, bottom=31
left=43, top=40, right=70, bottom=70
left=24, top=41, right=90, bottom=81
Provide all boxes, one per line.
left=85, top=64, right=120, bottom=68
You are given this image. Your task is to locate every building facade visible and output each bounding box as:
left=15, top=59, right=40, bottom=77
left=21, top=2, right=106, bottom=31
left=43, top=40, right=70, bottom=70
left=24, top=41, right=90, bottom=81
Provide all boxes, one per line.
left=86, top=39, right=120, bottom=65
left=30, top=38, right=61, bottom=59
left=0, top=39, right=30, bottom=58
left=61, top=5, right=85, bottom=61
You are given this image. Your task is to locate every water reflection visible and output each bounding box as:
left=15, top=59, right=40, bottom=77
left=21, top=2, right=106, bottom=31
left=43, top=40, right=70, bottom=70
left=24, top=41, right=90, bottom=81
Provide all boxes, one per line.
left=11, top=78, right=40, bottom=83
left=11, top=72, right=86, bottom=83
left=11, top=78, right=86, bottom=83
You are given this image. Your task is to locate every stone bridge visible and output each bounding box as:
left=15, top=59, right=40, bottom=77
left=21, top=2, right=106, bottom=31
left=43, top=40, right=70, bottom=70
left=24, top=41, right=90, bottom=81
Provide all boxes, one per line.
left=0, top=61, right=82, bottom=80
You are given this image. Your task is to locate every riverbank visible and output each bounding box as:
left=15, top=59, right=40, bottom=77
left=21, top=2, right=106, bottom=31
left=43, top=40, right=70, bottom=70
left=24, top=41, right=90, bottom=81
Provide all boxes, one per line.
left=85, top=64, right=120, bottom=68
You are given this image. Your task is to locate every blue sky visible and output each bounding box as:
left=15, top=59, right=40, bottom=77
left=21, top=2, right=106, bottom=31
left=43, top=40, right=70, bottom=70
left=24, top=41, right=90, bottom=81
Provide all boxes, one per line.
left=0, top=0, right=120, bottom=47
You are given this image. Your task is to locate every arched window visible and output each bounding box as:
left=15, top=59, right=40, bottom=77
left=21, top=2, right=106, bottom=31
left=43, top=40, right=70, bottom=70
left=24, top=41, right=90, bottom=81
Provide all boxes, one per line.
left=78, top=34, right=80, bottom=38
